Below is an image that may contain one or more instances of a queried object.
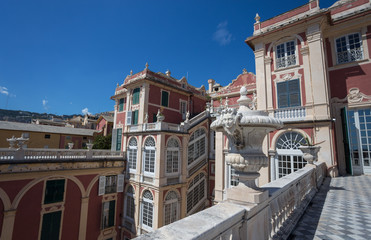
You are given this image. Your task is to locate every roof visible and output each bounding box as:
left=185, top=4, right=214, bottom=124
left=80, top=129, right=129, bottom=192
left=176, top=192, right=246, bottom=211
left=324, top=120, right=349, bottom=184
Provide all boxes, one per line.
left=0, top=121, right=96, bottom=136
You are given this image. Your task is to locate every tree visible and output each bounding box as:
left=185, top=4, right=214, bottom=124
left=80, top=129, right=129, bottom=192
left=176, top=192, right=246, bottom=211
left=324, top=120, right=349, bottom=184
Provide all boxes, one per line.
left=93, top=134, right=112, bottom=149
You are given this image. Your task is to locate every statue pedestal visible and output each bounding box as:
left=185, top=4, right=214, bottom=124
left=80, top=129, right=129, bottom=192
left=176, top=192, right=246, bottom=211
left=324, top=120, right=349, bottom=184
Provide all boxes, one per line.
left=226, top=185, right=268, bottom=204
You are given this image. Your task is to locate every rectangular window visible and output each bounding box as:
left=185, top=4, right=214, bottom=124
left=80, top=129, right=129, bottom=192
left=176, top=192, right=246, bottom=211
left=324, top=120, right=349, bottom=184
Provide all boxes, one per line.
left=44, top=179, right=65, bottom=204
left=98, top=174, right=125, bottom=196
left=41, top=211, right=61, bottom=240
left=105, top=175, right=117, bottom=194
left=277, top=79, right=301, bottom=108
left=132, top=88, right=140, bottom=105
left=276, top=40, right=296, bottom=69
left=336, top=33, right=363, bottom=64
left=161, top=91, right=169, bottom=107
left=45, top=134, right=51, bottom=139
left=102, top=200, right=115, bottom=229
left=119, top=98, right=125, bottom=112
left=116, top=129, right=122, bottom=151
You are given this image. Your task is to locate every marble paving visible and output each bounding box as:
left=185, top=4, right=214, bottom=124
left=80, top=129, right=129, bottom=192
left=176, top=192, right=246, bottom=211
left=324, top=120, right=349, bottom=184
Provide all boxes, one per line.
left=289, top=175, right=371, bottom=240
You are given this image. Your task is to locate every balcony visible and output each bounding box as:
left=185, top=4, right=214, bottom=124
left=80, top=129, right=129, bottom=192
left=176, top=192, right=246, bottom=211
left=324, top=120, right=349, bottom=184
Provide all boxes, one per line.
left=135, top=162, right=327, bottom=240
left=127, top=122, right=185, bottom=133
left=274, top=106, right=306, bottom=122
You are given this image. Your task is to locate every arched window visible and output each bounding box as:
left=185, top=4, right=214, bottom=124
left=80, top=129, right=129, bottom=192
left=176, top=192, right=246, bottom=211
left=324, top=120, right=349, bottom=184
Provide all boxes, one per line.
left=141, top=190, right=154, bottom=229
left=164, top=191, right=179, bottom=225
left=276, top=40, right=296, bottom=69
left=125, top=186, right=135, bottom=221
left=127, top=138, right=137, bottom=171
left=275, top=131, right=306, bottom=179
left=188, top=128, right=206, bottom=167
left=166, top=138, right=179, bottom=174
left=186, top=172, right=206, bottom=215
left=143, top=137, right=156, bottom=175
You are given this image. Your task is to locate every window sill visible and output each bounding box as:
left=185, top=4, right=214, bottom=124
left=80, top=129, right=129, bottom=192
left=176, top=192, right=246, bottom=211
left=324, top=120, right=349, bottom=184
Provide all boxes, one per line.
left=274, top=64, right=301, bottom=73
left=329, top=58, right=369, bottom=71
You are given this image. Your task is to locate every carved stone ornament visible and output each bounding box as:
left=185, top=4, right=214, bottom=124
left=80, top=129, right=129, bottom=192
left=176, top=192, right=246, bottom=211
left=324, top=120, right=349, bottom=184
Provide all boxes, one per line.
left=347, top=88, right=371, bottom=103
left=211, top=86, right=283, bottom=195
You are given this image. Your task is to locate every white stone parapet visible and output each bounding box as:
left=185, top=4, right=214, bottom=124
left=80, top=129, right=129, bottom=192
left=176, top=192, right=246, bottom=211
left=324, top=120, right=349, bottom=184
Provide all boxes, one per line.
left=274, top=106, right=306, bottom=122
left=134, top=162, right=327, bottom=240
left=0, top=148, right=124, bottom=161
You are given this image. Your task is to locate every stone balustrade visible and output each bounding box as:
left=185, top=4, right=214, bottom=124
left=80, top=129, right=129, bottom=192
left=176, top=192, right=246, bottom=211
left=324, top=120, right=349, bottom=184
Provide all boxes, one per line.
left=127, top=122, right=185, bottom=133
left=135, top=162, right=327, bottom=240
left=0, top=148, right=124, bottom=161
left=274, top=107, right=306, bottom=122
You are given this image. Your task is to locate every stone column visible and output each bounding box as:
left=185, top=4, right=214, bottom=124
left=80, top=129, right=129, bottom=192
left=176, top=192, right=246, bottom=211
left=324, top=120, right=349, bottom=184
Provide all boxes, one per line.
left=78, top=197, right=89, bottom=240
left=264, top=57, right=273, bottom=112
left=1, top=209, right=16, bottom=240
left=254, top=43, right=267, bottom=111
left=214, top=131, right=225, bottom=203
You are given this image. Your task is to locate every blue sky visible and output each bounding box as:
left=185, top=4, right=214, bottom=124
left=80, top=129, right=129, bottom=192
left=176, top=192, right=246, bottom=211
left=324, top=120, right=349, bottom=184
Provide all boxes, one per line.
left=0, top=0, right=335, bottom=115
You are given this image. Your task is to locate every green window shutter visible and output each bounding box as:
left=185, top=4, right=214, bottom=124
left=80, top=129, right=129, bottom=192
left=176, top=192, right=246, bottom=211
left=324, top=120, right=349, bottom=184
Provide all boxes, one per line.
left=132, top=88, right=140, bottom=105
left=288, top=79, right=300, bottom=107
left=119, top=98, right=125, bottom=112
left=41, top=211, right=62, bottom=240
left=161, top=91, right=169, bottom=107
left=153, top=114, right=157, bottom=123
left=116, top=129, right=122, bottom=151
left=44, top=179, right=65, bottom=204
left=277, top=79, right=300, bottom=108
left=108, top=200, right=115, bottom=227
left=132, top=110, right=138, bottom=125
left=277, top=82, right=288, bottom=108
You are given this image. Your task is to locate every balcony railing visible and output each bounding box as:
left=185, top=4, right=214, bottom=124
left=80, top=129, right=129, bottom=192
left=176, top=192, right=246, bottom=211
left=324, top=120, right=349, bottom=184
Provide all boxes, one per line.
left=0, top=148, right=124, bottom=161
left=127, top=122, right=185, bottom=133
left=274, top=106, right=306, bottom=122
left=135, top=162, right=326, bottom=240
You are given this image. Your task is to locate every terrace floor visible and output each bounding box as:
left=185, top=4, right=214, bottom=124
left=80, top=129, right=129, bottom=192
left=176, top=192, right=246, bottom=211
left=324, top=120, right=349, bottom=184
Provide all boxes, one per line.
left=290, top=175, right=371, bottom=240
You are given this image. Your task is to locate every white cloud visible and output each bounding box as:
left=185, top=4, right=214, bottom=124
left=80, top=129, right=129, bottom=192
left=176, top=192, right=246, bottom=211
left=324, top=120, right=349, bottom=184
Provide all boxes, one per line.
left=82, top=108, right=91, bottom=115
left=42, top=99, right=48, bottom=110
left=213, top=21, right=233, bottom=46
left=0, top=86, right=9, bottom=96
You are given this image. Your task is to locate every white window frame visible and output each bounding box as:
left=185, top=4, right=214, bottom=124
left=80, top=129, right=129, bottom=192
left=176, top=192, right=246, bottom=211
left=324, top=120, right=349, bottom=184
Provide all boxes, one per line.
left=141, top=190, right=154, bottom=231
left=335, top=32, right=363, bottom=64
left=180, top=100, right=187, bottom=120
left=275, top=40, right=297, bottom=69
left=163, top=191, right=179, bottom=226
left=187, top=128, right=207, bottom=169
left=143, top=137, right=156, bottom=176
left=127, top=137, right=138, bottom=173
left=166, top=138, right=180, bottom=176
left=186, top=172, right=206, bottom=215
left=274, top=131, right=306, bottom=179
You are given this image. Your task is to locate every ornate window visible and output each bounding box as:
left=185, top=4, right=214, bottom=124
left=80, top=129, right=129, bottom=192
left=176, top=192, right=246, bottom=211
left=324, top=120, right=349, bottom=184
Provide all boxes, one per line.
left=125, top=186, right=135, bottom=221
left=335, top=33, right=363, bottom=64
left=161, top=90, right=169, bottom=107
left=276, top=40, right=296, bottom=69
left=277, top=79, right=301, bottom=108
left=101, top=200, right=116, bottom=229
left=127, top=137, right=138, bottom=171
left=188, top=128, right=206, bottom=167
left=119, top=98, right=125, bottom=112
left=164, top=191, right=179, bottom=225
left=186, top=172, right=206, bottom=215
left=143, top=137, right=156, bottom=174
left=141, top=190, right=154, bottom=229
left=275, top=131, right=306, bottom=179
left=166, top=138, right=180, bottom=174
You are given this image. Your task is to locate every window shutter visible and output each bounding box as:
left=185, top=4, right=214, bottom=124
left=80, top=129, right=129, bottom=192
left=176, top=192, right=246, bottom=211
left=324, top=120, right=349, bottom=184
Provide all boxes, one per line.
left=117, top=174, right=125, bottom=192
left=277, top=82, right=288, bottom=108
left=116, top=129, right=122, bottom=151
left=162, top=91, right=169, bottom=107
left=132, top=110, right=138, bottom=125
left=98, top=176, right=106, bottom=196
left=108, top=200, right=115, bottom=227
left=126, top=111, right=132, bottom=126
left=111, top=129, right=118, bottom=151
left=288, top=79, right=300, bottom=107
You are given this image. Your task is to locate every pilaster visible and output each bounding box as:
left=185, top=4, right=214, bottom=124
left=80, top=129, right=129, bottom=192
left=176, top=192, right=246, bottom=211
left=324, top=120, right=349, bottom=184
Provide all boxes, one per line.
left=254, top=43, right=267, bottom=111
left=78, top=197, right=89, bottom=240
left=214, top=131, right=225, bottom=203
left=1, top=209, right=16, bottom=240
